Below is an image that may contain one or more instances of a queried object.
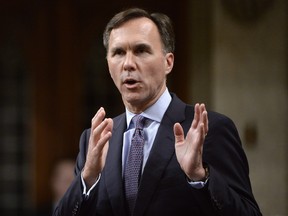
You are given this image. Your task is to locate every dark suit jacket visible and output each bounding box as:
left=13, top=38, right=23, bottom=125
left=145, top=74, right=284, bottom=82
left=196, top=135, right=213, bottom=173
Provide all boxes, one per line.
left=53, top=93, right=262, bottom=216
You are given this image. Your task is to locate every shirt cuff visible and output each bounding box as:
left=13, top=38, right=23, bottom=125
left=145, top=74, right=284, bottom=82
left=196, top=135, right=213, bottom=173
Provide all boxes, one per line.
left=187, top=177, right=209, bottom=189
left=81, top=173, right=101, bottom=196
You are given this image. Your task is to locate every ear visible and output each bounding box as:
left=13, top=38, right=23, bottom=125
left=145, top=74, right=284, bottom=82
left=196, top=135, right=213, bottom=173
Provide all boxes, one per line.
left=165, top=52, right=174, bottom=75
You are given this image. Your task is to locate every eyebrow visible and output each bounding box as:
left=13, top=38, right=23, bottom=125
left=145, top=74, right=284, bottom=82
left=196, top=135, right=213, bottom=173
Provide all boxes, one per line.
left=110, top=42, right=152, bottom=51
left=110, top=46, right=123, bottom=54
left=134, top=43, right=152, bottom=51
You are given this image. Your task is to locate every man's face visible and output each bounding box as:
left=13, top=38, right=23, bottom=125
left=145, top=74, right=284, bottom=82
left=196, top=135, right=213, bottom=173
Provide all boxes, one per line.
left=107, top=17, right=174, bottom=113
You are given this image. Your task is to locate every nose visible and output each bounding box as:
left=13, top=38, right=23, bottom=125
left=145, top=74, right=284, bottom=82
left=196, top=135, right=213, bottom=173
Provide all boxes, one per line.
left=123, top=52, right=136, bottom=71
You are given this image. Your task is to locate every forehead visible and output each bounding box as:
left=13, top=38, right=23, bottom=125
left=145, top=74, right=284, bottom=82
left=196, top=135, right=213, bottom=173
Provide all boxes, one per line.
left=109, top=17, right=162, bottom=47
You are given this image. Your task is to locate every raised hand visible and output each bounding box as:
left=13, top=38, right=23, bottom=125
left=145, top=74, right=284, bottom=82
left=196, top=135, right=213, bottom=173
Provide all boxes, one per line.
left=82, top=107, right=113, bottom=188
left=173, top=103, right=208, bottom=181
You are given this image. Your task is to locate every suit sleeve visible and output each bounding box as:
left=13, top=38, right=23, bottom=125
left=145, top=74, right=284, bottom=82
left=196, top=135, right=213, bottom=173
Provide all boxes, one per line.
left=53, top=129, right=99, bottom=216
left=203, top=113, right=262, bottom=216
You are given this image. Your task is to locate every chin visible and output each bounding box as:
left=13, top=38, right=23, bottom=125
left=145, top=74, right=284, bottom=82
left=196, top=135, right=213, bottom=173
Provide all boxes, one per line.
left=124, top=96, right=142, bottom=104
left=123, top=93, right=145, bottom=105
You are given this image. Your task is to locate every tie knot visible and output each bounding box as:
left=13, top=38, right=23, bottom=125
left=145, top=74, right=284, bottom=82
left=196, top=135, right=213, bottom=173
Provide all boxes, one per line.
left=132, top=115, right=146, bottom=130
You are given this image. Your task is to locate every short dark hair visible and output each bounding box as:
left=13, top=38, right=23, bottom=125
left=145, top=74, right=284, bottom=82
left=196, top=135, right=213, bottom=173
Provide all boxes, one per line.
left=103, top=7, right=175, bottom=54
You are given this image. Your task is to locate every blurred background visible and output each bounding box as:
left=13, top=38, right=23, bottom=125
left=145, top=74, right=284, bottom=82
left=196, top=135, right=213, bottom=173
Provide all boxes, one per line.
left=0, top=0, right=287, bottom=215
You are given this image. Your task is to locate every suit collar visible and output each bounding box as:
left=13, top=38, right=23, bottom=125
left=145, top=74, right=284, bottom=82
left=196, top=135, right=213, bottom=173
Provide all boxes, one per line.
left=104, top=113, right=128, bottom=216
left=105, top=93, right=187, bottom=216
left=134, top=93, right=187, bottom=216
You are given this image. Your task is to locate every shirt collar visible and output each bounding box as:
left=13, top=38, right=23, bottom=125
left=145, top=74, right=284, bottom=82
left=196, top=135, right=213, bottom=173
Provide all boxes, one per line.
left=125, top=88, right=172, bottom=128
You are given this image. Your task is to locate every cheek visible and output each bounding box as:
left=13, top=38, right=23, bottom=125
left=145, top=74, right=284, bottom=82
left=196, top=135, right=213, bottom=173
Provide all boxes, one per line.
left=108, top=61, right=116, bottom=76
left=147, top=66, right=166, bottom=83
left=109, top=70, right=122, bottom=91
left=145, top=73, right=164, bottom=91
left=109, top=71, right=118, bottom=84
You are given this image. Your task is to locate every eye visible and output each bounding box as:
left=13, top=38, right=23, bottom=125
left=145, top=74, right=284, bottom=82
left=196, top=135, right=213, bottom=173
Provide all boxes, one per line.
left=134, top=44, right=151, bottom=55
left=111, top=48, right=125, bottom=56
left=135, top=47, right=146, bottom=54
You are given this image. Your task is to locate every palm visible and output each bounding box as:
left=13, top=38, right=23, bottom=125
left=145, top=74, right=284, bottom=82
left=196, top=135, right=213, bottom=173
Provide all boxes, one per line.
left=174, top=103, right=208, bottom=180
left=82, top=107, right=113, bottom=187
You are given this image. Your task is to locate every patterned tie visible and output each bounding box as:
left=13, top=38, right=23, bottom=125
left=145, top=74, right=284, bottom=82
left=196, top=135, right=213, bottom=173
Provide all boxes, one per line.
left=124, top=115, right=146, bottom=216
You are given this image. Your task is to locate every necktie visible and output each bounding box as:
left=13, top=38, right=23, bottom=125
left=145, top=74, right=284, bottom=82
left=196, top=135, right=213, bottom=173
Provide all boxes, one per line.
left=124, top=115, right=146, bottom=216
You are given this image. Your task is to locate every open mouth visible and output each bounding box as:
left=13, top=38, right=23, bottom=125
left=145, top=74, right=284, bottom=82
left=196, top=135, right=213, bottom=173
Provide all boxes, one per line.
left=124, top=79, right=137, bottom=85
left=123, top=78, right=140, bottom=89
left=124, top=78, right=138, bottom=85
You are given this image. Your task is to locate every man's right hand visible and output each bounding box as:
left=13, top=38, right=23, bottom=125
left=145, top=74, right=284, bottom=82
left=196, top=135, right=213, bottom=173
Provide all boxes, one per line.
left=82, top=107, right=113, bottom=188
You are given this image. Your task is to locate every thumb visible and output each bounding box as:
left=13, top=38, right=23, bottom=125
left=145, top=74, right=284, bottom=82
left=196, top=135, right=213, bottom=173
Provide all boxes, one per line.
left=173, top=123, right=184, bottom=145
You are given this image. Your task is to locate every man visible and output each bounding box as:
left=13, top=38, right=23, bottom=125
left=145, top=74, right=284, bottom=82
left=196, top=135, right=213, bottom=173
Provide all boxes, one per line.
left=53, top=7, right=262, bottom=216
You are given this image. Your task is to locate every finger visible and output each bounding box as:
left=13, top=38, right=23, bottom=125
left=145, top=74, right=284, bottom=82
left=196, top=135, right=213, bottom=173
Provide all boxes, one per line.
left=102, top=118, right=113, bottom=135
left=199, top=104, right=205, bottom=124
left=99, top=118, right=113, bottom=149
left=203, top=111, right=208, bottom=135
left=173, top=123, right=185, bottom=145
left=199, top=103, right=204, bottom=113
left=200, top=122, right=206, bottom=142
left=92, top=107, right=104, bottom=121
left=91, top=107, right=106, bottom=130
left=192, top=103, right=200, bottom=129
left=96, top=131, right=112, bottom=152
left=199, top=104, right=208, bottom=135
left=91, top=118, right=110, bottom=142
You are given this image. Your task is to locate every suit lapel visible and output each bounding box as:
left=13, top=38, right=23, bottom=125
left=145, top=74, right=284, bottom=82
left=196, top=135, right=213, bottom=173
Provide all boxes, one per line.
left=134, top=94, right=187, bottom=216
left=104, top=114, right=128, bottom=216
